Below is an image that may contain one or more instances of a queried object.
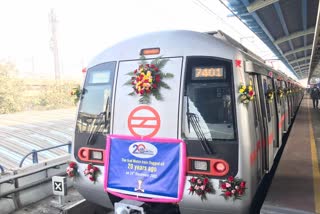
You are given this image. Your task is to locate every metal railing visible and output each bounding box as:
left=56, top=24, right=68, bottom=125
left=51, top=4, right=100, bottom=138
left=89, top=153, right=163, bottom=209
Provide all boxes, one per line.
left=19, top=141, right=72, bottom=168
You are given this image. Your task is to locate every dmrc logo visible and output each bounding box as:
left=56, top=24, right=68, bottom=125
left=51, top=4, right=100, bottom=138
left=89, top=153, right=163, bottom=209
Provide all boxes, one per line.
left=129, top=142, right=158, bottom=158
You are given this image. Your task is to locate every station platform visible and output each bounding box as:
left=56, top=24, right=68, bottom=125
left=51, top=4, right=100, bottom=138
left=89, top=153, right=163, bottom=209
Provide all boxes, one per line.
left=261, top=95, right=320, bottom=214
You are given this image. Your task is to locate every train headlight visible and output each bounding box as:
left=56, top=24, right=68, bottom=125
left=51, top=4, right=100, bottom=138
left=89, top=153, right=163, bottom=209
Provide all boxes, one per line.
left=214, top=162, right=226, bottom=173
left=193, top=160, right=209, bottom=171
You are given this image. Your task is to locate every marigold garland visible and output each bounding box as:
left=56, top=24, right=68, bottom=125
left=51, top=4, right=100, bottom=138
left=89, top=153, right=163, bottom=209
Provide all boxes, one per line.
left=219, top=176, right=246, bottom=201
left=284, top=88, right=292, bottom=95
left=84, top=163, right=99, bottom=183
left=188, top=176, right=215, bottom=201
left=70, top=85, right=82, bottom=104
left=266, top=89, right=274, bottom=101
left=124, top=56, right=174, bottom=104
left=66, top=161, right=78, bottom=177
left=239, top=83, right=254, bottom=104
left=277, top=87, right=284, bottom=98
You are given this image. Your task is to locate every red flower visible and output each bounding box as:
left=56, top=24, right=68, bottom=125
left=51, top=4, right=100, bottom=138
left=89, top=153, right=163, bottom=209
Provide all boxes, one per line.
left=134, top=69, right=137, bottom=74
left=240, top=181, right=246, bottom=188
left=221, top=183, right=227, bottom=189
left=89, top=176, right=95, bottom=181
left=150, top=64, right=155, bottom=68
left=154, top=67, right=159, bottom=72
left=87, top=164, right=92, bottom=170
left=155, top=75, right=161, bottom=82
left=69, top=162, right=76, bottom=168
left=228, top=176, right=234, bottom=182
left=190, top=177, right=196, bottom=183
left=140, top=90, right=144, bottom=95
left=131, top=81, right=135, bottom=85
left=145, top=64, right=149, bottom=67
left=249, top=90, right=254, bottom=96
left=152, top=84, right=157, bottom=89
left=238, top=189, right=244, bottom=195
left=196, top=191, right=202, bottom=196
left=189, top=186, right=194, bottom=192
left=94, top=167, right=99, bottom=172
left=225, top=191, right=232, bottom=197
left=203, top=178, right=208, bottom=185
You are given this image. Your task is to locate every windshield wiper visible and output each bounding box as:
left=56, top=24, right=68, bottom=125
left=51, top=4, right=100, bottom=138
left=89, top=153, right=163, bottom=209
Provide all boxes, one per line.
left=86, top=112, right=105, bottom=145
left=186, top=97, right=213, bottom=155
left=86, top=97, right=111, bottom=145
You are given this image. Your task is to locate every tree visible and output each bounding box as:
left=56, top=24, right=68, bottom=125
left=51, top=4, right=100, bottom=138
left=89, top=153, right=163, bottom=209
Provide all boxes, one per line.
left=0, top=61, right=26, bottom=114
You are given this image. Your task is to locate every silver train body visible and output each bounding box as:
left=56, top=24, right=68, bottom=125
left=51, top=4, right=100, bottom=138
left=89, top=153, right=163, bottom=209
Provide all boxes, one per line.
left=72, top=30, right=303, bottom=214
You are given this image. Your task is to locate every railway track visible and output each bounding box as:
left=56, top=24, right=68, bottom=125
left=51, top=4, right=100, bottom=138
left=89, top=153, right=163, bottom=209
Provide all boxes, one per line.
left=0, top=108, right=76, bottom=171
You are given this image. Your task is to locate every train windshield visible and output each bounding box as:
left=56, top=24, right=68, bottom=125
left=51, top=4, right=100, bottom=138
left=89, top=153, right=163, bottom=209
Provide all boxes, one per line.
left=76, top=62, right=116, bottom=134
left=182, top=57, right=235, bottom=141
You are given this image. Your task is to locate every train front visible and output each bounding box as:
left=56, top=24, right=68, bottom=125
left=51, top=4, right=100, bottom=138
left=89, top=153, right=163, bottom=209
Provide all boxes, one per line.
left=72, top=31, right=249, bottom=214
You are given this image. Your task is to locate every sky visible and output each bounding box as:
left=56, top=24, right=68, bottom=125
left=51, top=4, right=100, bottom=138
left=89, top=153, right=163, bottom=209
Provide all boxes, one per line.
left=0, top=0, right=301, bottom=83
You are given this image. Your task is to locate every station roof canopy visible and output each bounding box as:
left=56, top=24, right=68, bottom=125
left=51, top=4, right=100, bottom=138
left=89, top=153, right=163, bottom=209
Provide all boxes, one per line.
left=220, top=0, right=320, bottom=83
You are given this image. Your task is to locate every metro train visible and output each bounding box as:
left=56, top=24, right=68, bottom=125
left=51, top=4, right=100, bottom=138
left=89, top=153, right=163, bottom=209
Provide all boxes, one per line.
left=71, top=30, right=303, bottom=214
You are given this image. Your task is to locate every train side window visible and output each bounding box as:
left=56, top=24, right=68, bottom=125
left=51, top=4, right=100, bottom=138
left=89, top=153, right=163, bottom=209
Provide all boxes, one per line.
left=279, top=80, right=282, bottom=105
left=263, top=79, right=271, bottom=122
left=267, top=78, right=274, bottom=119
left=249, top=76, right=258, bottom=127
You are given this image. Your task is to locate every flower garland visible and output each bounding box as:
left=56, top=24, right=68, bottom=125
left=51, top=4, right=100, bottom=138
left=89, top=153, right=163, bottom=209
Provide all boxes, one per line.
left=66, top=161, right=78, bottom=177
left=84, top=163, right=99, bottom=183
left=277, top=87, right=284, bottom=98
left=284, top=88, right=292, bottom=95
left=70, top=85, right=82, bottom=104
left=188, top=176, right=215, bottom=200
left=266, top=89, right=274, bottom=101
left=239, top=83, right=254, bottom=104
left=219, top=176, right=246, bottom=200
left=124, top=56, right=174, bottom=104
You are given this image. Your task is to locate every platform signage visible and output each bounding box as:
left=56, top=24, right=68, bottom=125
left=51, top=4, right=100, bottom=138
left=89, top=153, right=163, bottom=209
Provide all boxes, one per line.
left=52, top=176, right=67, bottom=196
left=104, top=135, right=186, bottom=203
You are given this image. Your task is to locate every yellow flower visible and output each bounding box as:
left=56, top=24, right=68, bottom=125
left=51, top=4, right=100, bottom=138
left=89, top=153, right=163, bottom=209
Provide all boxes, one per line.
left=242, top=85, right=246, bottom=90
left=248, top=86, right=252, bottom=91
left=239, top=89, right=244, bottom=93
left=147, top=71, right=151, bottom=76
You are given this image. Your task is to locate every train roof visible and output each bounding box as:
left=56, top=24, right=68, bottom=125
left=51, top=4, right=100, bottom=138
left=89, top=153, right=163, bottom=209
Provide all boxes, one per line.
left=88, top=30, right=238, bottom=68
left=87, top=29, right=302, bottom=87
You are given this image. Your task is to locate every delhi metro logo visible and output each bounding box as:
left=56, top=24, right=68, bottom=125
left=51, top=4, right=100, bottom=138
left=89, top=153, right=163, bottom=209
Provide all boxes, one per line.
left=129, top=142, right=158, bottom=158
left=128, top=106, right=160, bottom=138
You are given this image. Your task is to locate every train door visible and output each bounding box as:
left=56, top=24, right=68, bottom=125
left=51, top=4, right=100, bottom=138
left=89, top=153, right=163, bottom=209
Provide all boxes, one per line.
left=288, top=82, right=293, bottom=123
left=250, top=75, right=264, bottom=181
left=112, top=57, right=183, bottom=138
left=286, top=82, right=292, bottom=126
left=273, top=79, right=282, bottom=149
left=258, top=75, right=276, bottom=171
left=282, top=81, right=289, bottom=132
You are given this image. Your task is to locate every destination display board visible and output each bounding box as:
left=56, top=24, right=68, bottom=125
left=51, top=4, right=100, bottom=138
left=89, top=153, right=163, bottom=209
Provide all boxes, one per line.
left=192, top=66, right=225, bottom=80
